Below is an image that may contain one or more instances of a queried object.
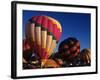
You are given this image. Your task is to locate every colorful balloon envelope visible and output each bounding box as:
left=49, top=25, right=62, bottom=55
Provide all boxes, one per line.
left=58, top=37, right=80, bottom=61
left=80, top=48, right=91, bottom=65
left=25, top=15, right=62, bottom=67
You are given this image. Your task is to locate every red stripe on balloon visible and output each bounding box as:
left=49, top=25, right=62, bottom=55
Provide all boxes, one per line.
left=23, top=40, right=31, bottom=51
left=42, top=51, right=49, bottom=60
left=48, top=19, right=53, bottom=33
left=32, top=16, right=38, bottom=22
left=36, top=16, right=42, bottom=24
left=56, top=29, right=59, bottom=41
left=53, top=24, right=58, bottom=40
left=41, top=49, right=49, bottom=60
left=44, top=52, right=49, bottom=59
left=33, top=43, right=42, bottom=59
left=56, top=28, right=58, bottom=41
left=57, top=29, right=62, bottom=41
left=41, top=48, right=46, bottom=59
left=57, top=28, right=60, bottom=41
left=36, top=44, right=42, bottom=58
left=42, top=16, right=48, bottom=29
left=56, top=28, right=60, bottom=41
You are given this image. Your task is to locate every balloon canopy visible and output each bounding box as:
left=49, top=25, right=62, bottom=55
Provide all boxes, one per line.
left=80, top=48, right=91, bottom=65
left=25, top=15, right=62, bottom=67
left=58, top=37, right=80, bottom=61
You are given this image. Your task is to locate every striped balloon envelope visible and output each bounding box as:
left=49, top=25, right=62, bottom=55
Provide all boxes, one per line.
left=58, top=37, right=80, bottom=62
left=25, top=15, right=62, bottom=67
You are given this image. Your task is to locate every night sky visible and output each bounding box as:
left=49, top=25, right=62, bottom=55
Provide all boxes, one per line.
left=23, top=10, right=91, bottom=51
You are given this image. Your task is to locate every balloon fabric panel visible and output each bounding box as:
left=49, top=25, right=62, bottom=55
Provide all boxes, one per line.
left=25, top=15, right=62, bottom=67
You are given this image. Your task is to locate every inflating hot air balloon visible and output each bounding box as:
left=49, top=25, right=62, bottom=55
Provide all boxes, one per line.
left=58, top=37, right=80, bottom=66
left=25, top=15, right=62, bottom=68
left=80, top=48, right=91, bottom=66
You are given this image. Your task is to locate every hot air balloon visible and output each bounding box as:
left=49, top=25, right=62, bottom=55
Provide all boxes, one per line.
left=80, top=48, right=91, bottom=66
left=58, top=37, right=80, bottom=66
left=25, top=15, right=62, bottom=68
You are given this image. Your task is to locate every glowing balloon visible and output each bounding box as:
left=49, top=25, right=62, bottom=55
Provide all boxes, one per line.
left=25, top=15, right=62, bottom=67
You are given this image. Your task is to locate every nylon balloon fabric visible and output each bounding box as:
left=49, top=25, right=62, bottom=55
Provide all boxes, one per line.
left=59, top=37, right=80, bottom=61
left=80, top=48, right=91, bottom=66
left=25, top=15, right=62, bottom=67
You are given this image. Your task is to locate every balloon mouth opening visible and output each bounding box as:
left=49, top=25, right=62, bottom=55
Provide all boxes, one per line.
left=41, top=59, right=47, bottom=68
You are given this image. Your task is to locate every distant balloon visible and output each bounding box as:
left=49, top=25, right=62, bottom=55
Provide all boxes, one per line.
left=25, top=15, right=62, bottom=67
left=59, top=37, right=80, bottom=61
left=80, top=48, right=91, bottom=65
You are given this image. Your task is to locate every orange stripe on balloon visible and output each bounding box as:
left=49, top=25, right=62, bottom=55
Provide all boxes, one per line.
left=47, top=16, right=62, bottom=32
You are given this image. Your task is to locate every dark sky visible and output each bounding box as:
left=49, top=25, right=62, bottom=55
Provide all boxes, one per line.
left=23, top=10, right=91, bottom=51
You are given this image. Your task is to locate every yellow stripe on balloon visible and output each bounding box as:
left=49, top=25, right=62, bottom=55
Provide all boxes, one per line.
left=46, top=35, right=53, bottom=52
left=48, top=40, right=57, bottom=56
left=30, top=23, right=35, bottom=42
left=35, top=26, right=41, bottom=46
left=41, top=31, right=47, bottom=49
